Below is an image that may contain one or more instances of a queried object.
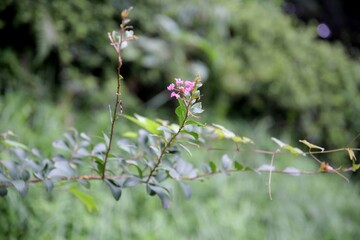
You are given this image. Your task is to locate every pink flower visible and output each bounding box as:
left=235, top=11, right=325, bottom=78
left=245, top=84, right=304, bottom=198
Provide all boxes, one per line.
left=175, top=78, right=184, bottom=86
left=184, top=81, right=195, bottom=94
left=167, top=78, right=195, bottom=99
left=167, top=83, right=175, bottom=91
left=170, top=92, right=180, bottom=99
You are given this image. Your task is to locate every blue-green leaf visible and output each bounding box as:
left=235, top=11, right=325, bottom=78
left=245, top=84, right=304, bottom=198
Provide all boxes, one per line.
left=44, top=180, right=54, bottom=192
left=123, top=176, right=141, bottom=188
left=12, top=180, right=28, bottom=197
left=52, top=140, right=70, bottom=151
left=221, top=154, right=232, bottom=170
left=48, top=161, right=75, bottom=179
left=105, top=179, right=122, bottom=201
left=146, top=184, right=171, bottom=209
left=191, top=102, right=204, bottom=114
left=179, top=181, right=192, bottom=199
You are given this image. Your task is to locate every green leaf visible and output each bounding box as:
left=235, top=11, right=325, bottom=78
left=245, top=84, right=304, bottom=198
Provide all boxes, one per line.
left=271, top=137, right=306, bottom=156
left=122, top=131, right=138, bottom=138
left=69, top=186, right=97, bottom=213
left=178, top=143, right=192, bottom=156
left=103, top=133, right=110, bottom=147
left=180, top=129, right=199, bottom=141
left=124, top=114, right=162, bottom=134
left=352, top=164, right=359, bottom=171
left=234, top=161, right=244, bottom=170
left=231, top=136, right=253, bottom=144
left=95, top=158, right=105, bottom=175
left=185, top=119, right=205, bottom=127
left=2, top=139, right=28, bottom=151
left=175, top=99, right=187, bottom=125
left=104, top=179, right=122, bottom=201
left=210, top=124, right=254, bottom=144
left=209, top=161, right=217, bottom=173
left=299, top=139, right=324, bottom=152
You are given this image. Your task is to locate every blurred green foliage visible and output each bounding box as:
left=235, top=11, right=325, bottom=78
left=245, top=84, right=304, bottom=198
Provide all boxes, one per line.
left=1, top=0, right=359, bottom=148
left=127, top=0, right=360, bottom=148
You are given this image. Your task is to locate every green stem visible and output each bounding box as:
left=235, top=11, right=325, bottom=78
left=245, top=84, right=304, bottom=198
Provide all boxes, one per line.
left=146, top=99, right=193, bottom=183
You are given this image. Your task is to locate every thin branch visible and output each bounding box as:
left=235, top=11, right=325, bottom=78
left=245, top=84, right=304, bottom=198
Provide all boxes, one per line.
left=146, top=99, right=193, bottom=183
left=1, top=163, right=357, bottom=190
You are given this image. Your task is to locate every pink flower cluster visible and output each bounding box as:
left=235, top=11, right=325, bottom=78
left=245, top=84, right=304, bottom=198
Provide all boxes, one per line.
left=167, top=78, right=195, bottom=99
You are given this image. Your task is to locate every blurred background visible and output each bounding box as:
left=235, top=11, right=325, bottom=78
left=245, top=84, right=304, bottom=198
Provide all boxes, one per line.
left=1, top=0, right=360, bottom=239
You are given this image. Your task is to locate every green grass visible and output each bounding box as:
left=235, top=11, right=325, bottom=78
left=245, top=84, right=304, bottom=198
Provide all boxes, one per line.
left=1, top=92, right=360, bottom=240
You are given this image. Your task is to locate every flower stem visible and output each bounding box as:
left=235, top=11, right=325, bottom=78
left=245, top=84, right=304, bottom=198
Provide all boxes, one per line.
left=146, top=99, right=193, bottom=183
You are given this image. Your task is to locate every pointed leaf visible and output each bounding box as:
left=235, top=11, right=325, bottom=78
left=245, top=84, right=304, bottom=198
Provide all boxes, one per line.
left=272, top=137, right=305, bottom=156
left=209, top=161, right=217, bottom=173
left=185, top=120, right=205, bottom=127
left=271, top=137, right=287, bottom=148
left=178, top=143, right=192, bottom=156
left=146, top=184, right=171, bottom=209
left=69, top=187, right=97, bottom=213
left=191, top=102, right=204, bottom=114
left=168, top=168, right=180, bottom=180
left=234, top=161, right=244, bottom=170
left=123, top=176, right=141, bottom=188
left=52, top=140, right=70, bottom=151
left=2, top=139, right=28, bottom=151
left=175, top=98, right=187, bottom=124
left=180, top=130, right=199, bottom=141
left=105, top=179, right=122, bottom=201
left=124, top=114, right=162, bottom=134
left=179, top=181, right=192, bottom=199
left=12, top=180, right=28, bottom=197
left=103, top=133, right=110, bottom=147
left=44, top=180, right=54, bottom=192
left=299, top=139, right=324, bottom=152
